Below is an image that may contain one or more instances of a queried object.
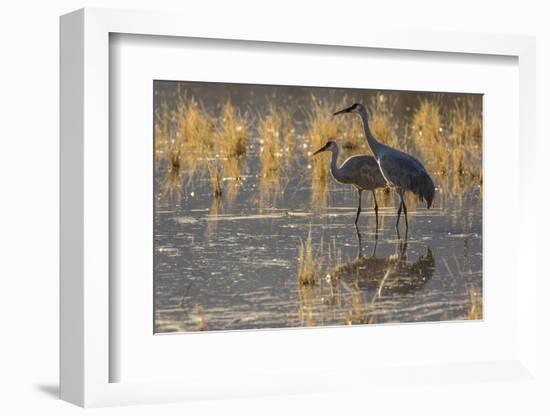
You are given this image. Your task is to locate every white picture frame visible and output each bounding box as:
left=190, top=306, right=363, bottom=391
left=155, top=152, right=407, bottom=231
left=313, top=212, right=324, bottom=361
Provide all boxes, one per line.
left=60, top=7, right=538, bottom=408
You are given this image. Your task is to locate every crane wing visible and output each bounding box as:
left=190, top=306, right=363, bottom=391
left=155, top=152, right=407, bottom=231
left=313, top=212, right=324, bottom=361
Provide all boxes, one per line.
left=339, top=155, right=386, bottom=189
left=358, top=160, right=387, bottom=189
left=379, top=150, right=435, bottom=207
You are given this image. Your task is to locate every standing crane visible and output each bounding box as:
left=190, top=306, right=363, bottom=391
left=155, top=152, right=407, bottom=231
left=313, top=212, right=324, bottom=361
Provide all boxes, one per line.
left=312, top=140, right=387, bottom=227
left=334, top=103, right=435, bottom=233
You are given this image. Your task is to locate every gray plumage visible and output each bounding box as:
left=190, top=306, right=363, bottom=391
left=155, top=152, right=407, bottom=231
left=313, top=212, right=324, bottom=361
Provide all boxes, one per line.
left=378, top=149, right=435, bottom=207
left=313, top=140, right=386, bottom=225
left=334, top=103, right=435, bottom=232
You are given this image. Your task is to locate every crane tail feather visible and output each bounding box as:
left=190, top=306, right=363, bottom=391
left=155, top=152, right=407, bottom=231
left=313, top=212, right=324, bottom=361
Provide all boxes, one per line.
left=408, top=171, right=435, bottom=209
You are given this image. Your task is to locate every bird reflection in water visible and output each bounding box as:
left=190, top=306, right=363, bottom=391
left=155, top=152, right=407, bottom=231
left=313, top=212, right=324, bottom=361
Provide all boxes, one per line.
left=296, top=229, right=435, bottom=327
left=334, top=229, right=435, bottom=295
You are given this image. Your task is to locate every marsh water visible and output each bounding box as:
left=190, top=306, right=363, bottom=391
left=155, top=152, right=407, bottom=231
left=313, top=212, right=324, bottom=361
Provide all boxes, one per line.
left=153, top=82, right=482, bottom=333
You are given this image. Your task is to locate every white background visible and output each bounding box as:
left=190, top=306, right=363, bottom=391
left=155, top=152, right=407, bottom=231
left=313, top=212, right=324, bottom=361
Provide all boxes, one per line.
left=0, top=1, right=548, bottom=415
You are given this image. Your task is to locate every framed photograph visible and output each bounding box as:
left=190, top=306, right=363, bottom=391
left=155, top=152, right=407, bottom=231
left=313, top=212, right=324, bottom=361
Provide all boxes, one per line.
left=60, top=8, right=538, bottom=407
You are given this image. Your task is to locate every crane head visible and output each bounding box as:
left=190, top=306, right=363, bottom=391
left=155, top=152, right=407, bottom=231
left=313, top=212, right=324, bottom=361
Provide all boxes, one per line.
left=312, top=140, right=337, bottom=155
left=333, top=103, right=365, bottom=116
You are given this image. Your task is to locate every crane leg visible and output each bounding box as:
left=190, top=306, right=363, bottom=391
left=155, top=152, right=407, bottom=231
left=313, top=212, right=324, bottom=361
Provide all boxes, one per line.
left=372, top=190, right=379, bottom=227
left=402, top=197, right=409, bottom=230
left=354, top=189, right=363, bottom=225
left=396, top=200, right=403, bottom=229
left=395, top=189, right=409, bottom=238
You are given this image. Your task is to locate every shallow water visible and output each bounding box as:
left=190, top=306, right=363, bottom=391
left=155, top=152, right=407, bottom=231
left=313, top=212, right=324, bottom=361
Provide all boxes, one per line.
left=154, top=154, right=482, bottom=333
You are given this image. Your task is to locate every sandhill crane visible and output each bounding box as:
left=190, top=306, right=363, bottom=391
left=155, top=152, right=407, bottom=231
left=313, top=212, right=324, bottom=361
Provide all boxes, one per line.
left=312, top=140, right=387, bottom=226
left=334, top=103, right=435, bottom=234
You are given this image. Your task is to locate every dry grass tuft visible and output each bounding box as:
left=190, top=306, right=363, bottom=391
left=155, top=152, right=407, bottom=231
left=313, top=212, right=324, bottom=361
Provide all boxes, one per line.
left=305, top=97, right=344, bottom=208
left=207, top=161, right=223, bottom=199
left=466, top=287, right=483, bottom=320
left=161, top=142, right=184, bottom=195
left=257, top=105, right=294, bottom=207
left=411, top=98, right=449, bottom=176
left=258, top=106, right=284, bottom=180
left=216, top=101, right=249, bottom=203
left=449, top=97, right=483, bottom=191
left=194, top=305, right=208, bottom=331
left=154, top=99, right=172, bottom=165
left=175, top=97, right=217, bottom=176
left=221, top=157, right=245, bottom=204
left=281, top=109, right=296, bottom=166
left=297, top=228, right=323, bottom=286
left=409, top=96, right=482, bottom=194
left=218, top=101, right=249, bottom=158
left=155, top=95, right=217, bottom=194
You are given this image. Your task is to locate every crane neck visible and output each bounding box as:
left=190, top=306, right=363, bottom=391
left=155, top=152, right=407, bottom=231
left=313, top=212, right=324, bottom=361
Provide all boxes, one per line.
left=328, top=145, right=345, bottom=182
left=357, top=106, right=383, bottom=158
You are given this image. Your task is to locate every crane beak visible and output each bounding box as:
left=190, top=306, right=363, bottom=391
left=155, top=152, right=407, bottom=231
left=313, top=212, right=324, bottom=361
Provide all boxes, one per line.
left=333, top=105, right=354, bottom=116
left=312, top=144, right=328, bottom=155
